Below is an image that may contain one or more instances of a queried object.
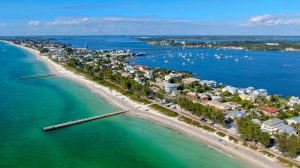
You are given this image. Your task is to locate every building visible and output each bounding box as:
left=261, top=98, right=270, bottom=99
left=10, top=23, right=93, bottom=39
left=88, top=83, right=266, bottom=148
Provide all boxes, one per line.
left=206, top=101, right=230, bottom=110
left=252, top=119, right=262, bottom=125
left=227, top=102, right=242, bottom=110
left=163, top=82, right=177, bottom=93
left=278, top=124, right=296, bottom=135
left=287, top=96, right=300, bottom=107
left=227, top=110, right=246, bottom=119
left=199, top=80, right=217, bottom=87
left=261, top=118, right=283, bottom=134
left=257, top=105, right=279, bottom=116
left=144, top=70, right=153, bottom=79
left=222, top=86, right=238, bottom=94
left=239, top=94, right=256, bottom=102
left=286, top=116, right=300, bottom=125
left=182, top=77, right=200, bottom=84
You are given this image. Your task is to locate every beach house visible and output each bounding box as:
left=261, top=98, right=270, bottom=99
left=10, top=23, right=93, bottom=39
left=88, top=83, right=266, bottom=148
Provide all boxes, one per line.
left=261, top=118, right=283, bottom=134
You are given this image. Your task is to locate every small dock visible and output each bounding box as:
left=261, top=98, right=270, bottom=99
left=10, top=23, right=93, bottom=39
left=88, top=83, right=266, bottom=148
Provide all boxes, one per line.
left=19, top=74, right=58, bottom=80
left=43, top=108, right=136, bottom=131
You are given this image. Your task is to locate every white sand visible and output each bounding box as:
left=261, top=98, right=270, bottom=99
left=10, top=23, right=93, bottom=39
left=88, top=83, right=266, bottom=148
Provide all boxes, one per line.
left=9, top=41, right=283, bottom=168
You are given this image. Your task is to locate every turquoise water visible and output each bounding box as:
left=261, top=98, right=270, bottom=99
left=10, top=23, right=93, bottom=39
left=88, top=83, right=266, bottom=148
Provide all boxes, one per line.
left=0, top=41, right=243, bottom=168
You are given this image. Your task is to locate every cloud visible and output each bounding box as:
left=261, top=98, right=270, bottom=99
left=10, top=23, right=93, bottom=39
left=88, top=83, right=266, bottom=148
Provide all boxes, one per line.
left=28, top=20, right=41, bottom=27
left=46, top=17, right=89, bottom=26
left=244, top=14, right=300, bottom=26
left=0, top=22, right=5, bottom=27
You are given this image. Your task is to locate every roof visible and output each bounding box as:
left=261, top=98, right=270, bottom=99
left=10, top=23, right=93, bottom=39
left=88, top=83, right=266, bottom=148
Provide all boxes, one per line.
left=258, top=106, right=279, bottom=114
left=263, top=118, right=283, bottom=126
left=286, top=116, right=300, bottom=124
left=280, top=124, right=295, bottom=133
left=228, top=110, right=245, bottom=118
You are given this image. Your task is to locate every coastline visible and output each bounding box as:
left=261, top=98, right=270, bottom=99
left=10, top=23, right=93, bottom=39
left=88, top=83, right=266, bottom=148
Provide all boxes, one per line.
left=5, top=41, right=283, bottom=168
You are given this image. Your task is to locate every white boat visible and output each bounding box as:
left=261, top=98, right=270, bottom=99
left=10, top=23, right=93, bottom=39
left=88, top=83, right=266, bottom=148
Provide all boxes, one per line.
left=235, top=59, right=239, bottom=62
left=164, top=60, right=168, bottom=63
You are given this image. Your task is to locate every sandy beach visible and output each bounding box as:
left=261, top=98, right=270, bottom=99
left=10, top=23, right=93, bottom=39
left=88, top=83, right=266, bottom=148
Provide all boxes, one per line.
left=10, top=41, right=283, bottom=168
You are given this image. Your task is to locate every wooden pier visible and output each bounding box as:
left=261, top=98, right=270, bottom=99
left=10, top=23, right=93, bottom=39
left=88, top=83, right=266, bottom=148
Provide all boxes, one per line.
left=19, top=74, right=58, bottom=79
left=43, top=108, right=136, bottom=131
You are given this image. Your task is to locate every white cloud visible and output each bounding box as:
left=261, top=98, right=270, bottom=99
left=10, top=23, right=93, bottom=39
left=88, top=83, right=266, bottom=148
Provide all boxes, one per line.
left=28, top=20, right=41, bottom=27
left=46, top=17, right=89, bottom=26
left=244, top=14, right=300, bottom=26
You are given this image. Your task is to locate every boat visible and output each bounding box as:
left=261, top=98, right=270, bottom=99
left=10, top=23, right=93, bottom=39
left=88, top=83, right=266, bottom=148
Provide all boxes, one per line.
left=164, top=60, right=168, bottom=63
left=235, top=59, right=239, bottom=62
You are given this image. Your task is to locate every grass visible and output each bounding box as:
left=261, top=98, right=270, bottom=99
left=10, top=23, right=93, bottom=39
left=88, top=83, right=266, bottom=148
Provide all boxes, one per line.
left=178, top=115, right=216, bottom=133
left=228, top=136, right=238, bottom=143
left=260, top=150, right=274, bottom=158
left=217, top=131, right=226, bottom=137
left=150, top=104, right=178, bottom=117
left=129, top=95, right=151, bottom=104
left=277, top=157, right=300, bottom=168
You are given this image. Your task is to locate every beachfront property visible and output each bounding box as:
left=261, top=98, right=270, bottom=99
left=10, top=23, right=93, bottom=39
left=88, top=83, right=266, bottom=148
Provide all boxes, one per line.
left=222, top=86, right=238, bottom=94
left=257, top=105, right=280, bottom=116
left=226, top=110, right=246, bottom=119
left=278, top=124, right=296, bottom=135
left=287, top=96, right=300, bottom=107
left=163, top=82, right=178, bottom=93
left=261, top=118, right=284, bottom=134
left=286, top=116, right=300, bottom=125
left=182, top=77, right=200, bottom=84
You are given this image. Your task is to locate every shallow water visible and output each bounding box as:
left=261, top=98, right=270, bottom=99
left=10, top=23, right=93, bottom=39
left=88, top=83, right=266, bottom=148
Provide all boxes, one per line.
left=0, top=42, right=243, bottom=167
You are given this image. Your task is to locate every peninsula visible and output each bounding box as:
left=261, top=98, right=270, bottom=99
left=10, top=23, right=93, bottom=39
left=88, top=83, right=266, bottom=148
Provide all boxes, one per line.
left=2, top=38, right=300, bottom=168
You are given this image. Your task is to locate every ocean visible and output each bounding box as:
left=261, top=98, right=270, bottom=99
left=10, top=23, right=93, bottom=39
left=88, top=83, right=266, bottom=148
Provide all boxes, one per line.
left=0, top=41, right=243, bottom=167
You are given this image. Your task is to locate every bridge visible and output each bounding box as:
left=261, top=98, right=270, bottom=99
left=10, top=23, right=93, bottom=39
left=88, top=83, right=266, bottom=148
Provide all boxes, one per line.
left=19, top=73, right=61, bottom=79
left=43, top=108, right=137, bottom=131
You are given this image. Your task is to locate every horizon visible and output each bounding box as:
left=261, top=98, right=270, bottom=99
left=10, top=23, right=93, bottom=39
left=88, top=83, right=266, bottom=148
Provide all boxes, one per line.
left=1, top=0, right=300, bottom=36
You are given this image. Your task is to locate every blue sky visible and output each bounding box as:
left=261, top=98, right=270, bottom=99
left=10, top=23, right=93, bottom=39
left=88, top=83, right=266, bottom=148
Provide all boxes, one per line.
left=0, top=0, right=300, bottom=35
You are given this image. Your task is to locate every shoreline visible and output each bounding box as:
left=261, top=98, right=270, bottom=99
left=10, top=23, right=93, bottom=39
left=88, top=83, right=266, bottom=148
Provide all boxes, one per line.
left=5, top=41, right=283, bottom=168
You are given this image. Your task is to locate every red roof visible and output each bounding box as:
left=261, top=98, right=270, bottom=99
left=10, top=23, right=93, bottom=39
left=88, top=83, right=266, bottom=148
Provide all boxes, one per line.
left=258, top=106, right=279, bottom=114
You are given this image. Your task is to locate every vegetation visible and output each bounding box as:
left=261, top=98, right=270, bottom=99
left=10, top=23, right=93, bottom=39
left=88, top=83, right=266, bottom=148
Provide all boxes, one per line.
left=237, top=117, right=271, bottom=147
left=177, top=97, right=225, bottom=126
left=228, top=136, right=238, bottom=143
left=150, top=104, right=178, bottom=117
left=217, top=131, right=226, bottom=137
left=276, top=133, right=300, bottom=158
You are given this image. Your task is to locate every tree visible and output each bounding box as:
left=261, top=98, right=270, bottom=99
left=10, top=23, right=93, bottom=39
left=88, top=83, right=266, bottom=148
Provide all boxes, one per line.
left=276, top=133, right=289, bottom=152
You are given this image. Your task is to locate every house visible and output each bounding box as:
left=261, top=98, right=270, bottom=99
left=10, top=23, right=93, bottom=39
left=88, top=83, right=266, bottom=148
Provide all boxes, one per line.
left=252, top=119, right=262, bottom=125
left=222, top=86, right=238, bottom=94
left=286, top=116, right=300, bottom=125
left=287, top=96, right=300, bottom=107
left=257, top=105, right=279, bottom=116
left=200, top=80, right=217, bottom=87
left=211, top=96, right=222, bottom=102
left=121, top=72, right=132, bottom=78
left=239, top=94, right=256, bottom=102
left=134, top=65, right=148, bottom=72
left=163, top=82, right=177, bottom=93
left=227, top=102, right=242, bottom=110
left=245, top=87, right=255, bottom=94
left=144, top=70, right=153, bottom=79
left=206, top=101, right=230, bottom=110
left=182, top=77, right=200, bottom=84
left=261, top=118, right=283, bottom=134
left=186, top=92, right=197, bottom=98
left=199, top=95, right=210, bottom=101
left=252, top=89, right=268, bottom=96
left=227, top=110, right=246, bottom=119
left=278, top=124, right=296, bottom=135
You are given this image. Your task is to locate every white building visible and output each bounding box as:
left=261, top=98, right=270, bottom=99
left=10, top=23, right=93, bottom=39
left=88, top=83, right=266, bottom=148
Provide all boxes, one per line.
left=163, top=82, right=178, bottom=93
left=222, top=86, right=238, bottom=94
left=278, top=124, right=296, bottom=135
left=287, top=96, right=300, bottom=107
left=261, top=118, right=283, bottom=134
left=200, top=80, right=217, bottom=87
left=286, top=116, right=300, bottom=125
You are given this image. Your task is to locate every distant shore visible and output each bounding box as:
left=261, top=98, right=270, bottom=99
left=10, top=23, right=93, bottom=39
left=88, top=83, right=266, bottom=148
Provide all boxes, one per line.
left=3, top=40, right=283, bottom=168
